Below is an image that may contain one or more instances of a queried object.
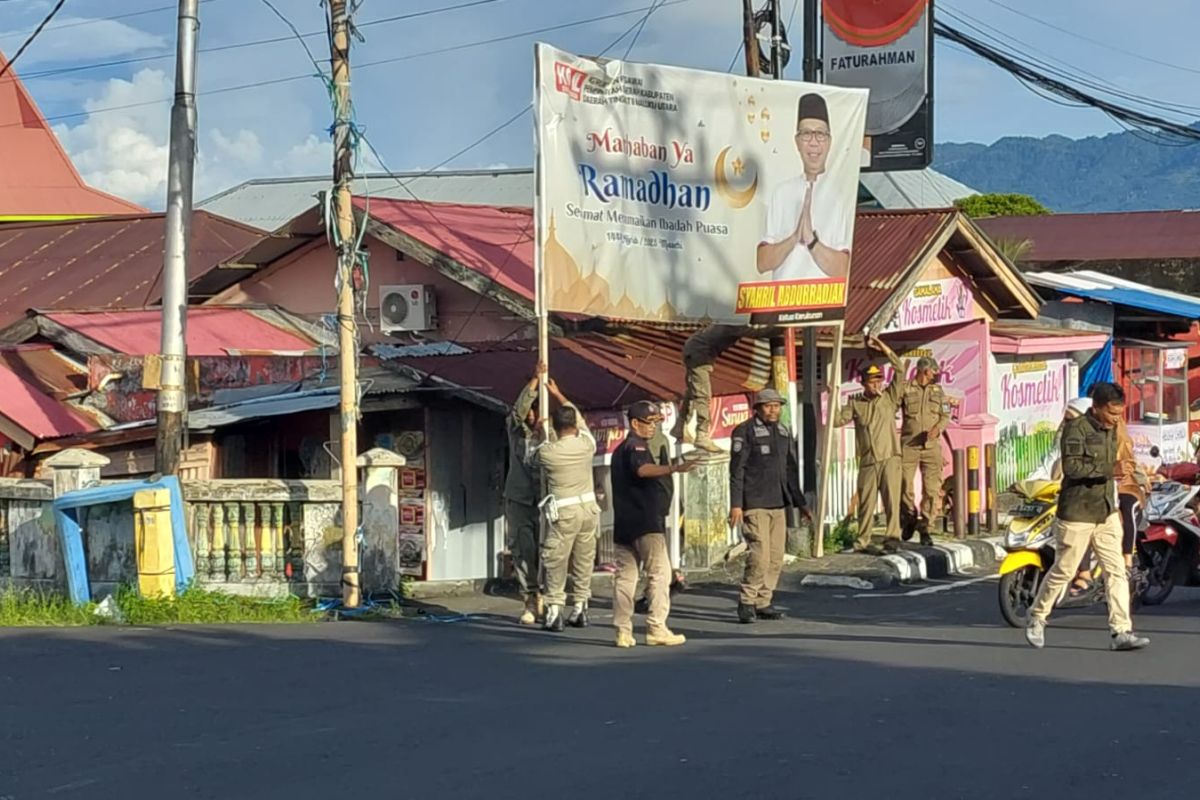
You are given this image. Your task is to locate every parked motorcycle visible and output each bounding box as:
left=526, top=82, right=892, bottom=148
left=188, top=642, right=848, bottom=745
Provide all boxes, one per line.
left=997, top=478, right=1148, bottom=627
left=1139, top=478, right=1200, bottom=605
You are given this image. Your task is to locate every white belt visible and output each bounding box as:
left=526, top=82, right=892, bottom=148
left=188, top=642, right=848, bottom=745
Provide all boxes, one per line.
left=553, top=491, right=595, bottom=508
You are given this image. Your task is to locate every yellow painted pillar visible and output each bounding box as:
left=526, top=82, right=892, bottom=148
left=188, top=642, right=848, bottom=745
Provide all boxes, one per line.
left=134, top=488, right=176, bottom=597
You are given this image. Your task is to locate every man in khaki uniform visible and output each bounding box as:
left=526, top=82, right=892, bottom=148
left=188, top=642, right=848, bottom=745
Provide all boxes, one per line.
left=900, top=356, right=950, bottom=546
left=505, top=369, right=542, bottom=624
left=673, top=324, right=759, bottom=453
left=1025, top=382, right=1149, bottom=652
left=532, top=378, right=600, bottom=633
left=834, top=336, right=906, bottom=554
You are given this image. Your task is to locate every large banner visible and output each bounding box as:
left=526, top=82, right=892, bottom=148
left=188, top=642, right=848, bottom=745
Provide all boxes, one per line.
left=535, top=43, right=868, bottom=325
left=822, top=0, right=933, bottom=172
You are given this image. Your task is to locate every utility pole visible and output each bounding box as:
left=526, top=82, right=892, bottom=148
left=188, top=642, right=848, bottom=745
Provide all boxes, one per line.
left=801, top=0, right=821, bottom=494
left=741, top=0, right=760, bottom=78
left=802, top=0, right=819, bottom=82
left=328, top=0, right=361, bottom=608
left=155, top=0, right=199, bottom=476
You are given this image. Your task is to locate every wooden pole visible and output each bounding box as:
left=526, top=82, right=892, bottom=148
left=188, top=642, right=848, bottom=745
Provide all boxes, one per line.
left=952, top=448, right=967, bottom=540
left=328, top=0, right=360, bottom=608
left=814, top=322, right=844, bottom=557
left=742, top=0, right=761, bottom=78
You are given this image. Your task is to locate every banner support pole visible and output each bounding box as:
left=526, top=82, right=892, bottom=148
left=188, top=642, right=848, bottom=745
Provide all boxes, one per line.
left=815, top=321, right=844, bottom=558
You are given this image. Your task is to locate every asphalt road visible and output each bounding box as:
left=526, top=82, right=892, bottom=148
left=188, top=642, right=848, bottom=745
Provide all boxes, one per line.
left=2, top=576, right=1199, bottom=800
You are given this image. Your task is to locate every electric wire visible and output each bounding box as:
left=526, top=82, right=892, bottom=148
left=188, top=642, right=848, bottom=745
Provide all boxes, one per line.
left=0, top=0, right=68, bottom=81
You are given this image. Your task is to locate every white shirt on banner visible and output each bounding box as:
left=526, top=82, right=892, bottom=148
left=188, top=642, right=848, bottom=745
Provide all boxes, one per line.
left=759, top=175, right=854, bottom=282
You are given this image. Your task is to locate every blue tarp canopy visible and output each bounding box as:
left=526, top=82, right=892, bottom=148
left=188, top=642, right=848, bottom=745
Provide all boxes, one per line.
left=1025, top=270, right=1200, bottom=321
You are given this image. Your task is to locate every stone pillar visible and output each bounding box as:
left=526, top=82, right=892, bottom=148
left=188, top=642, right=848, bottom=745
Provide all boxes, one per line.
left=357, top=447, right=406, bottom=594
left=43, top=448, right=110, bottom=497
left=682, top=450, right=731, bottom=569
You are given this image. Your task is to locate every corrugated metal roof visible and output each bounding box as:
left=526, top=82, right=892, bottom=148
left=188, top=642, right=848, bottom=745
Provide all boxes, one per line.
left=44, top=307, right=320, bottom=356
left=0, top=53, right=145, bottom=218
left=0, top=211, right=264, bottom=328
left=1025, top=270, right=1200, bottom=321
left=847, top=209, right=957, bottom=332
left=859, top=170, right=976, bottom=210
left=978, top=210, right=1200, bottom=264
left=188, top=388, right=339, bottom=429
left=0, top=344, right=86, bottom=399
left=390, top=328, right=772, bottom=410
left=356, top=198, right=534, bottom=301
left=0, top=361, right=97, bottom=440
left=199, top=167, right=979, bottom=230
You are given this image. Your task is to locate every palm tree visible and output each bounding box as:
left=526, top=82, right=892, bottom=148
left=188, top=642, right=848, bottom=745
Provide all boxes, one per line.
left=993, top=236, right=1033, bottom=265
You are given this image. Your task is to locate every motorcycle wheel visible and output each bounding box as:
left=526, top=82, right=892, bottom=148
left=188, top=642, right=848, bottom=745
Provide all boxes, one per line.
left=1139, top=542, right=1176, bottom=606
left=999, top=565, right=1042, bottom=628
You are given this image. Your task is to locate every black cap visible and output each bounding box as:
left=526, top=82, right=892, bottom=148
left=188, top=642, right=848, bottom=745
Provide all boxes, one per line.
left=797, top=92, right=829, bottom=126
left=627, top=400, right=661, bottom=422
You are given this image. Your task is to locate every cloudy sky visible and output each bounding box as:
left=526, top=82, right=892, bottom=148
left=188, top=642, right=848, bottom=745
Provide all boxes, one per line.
left=2, top=0, right=1195, bottom=208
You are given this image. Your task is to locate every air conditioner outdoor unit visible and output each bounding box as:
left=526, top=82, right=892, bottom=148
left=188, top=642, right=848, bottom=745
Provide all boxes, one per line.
left=380, top=284, right=436, bottom=333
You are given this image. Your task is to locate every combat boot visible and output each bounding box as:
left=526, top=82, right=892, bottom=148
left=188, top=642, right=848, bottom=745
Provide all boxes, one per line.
left=567, top=602, right=589, bottom=628
left=646, top=627, right=686, bottom=647
left=694, top=435, right=723, bottom=453
left=518, top=594, right=538, bottom=625
left=543, top=604, right=565, bottom=633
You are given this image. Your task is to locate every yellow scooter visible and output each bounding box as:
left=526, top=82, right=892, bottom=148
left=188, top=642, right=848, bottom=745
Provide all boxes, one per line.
left=998, top=480, right=1067, bottom=627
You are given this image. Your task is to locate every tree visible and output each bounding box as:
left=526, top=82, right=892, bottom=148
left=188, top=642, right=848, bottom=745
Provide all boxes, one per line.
left=991, top=236, right=1034, bottom=264
left=954, top=193, right=1051, bottom=218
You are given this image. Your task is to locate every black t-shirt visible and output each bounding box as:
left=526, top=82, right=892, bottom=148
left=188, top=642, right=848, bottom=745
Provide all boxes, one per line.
left=612, top=433, right=670, bottom=545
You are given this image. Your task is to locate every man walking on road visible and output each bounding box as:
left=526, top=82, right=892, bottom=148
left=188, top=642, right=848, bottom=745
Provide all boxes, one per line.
left=533, top=378, right=600, bottom=633
left=835, top=336, right=906, bottom=554
left=505, top=367, right=543, bottom=625
left=1025, top=381, right=1149, bottom=652
left=729, top=388, right=806, bottom=624
left=611, top=401, right=691, bottom=648
left=900, top=357, right=950, bottom=545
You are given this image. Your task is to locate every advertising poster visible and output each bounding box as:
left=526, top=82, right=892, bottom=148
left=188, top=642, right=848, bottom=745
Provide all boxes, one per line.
left=535, top=43, right=868, bottom=325
left=881, top=275, right=975, bottom=333
left=822, top=0, right=933, bottom=171
left=990, top=357, right=1072, bottom=485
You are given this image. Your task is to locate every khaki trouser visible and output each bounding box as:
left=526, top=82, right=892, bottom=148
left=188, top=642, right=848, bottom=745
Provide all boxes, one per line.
left=901, top=445, right=943, bottom=532
left=613, top=533, right=672, bottom=635
left=1029, top=513, right=1132, bottom=634
left=740, top=508, right=787, bottom=607
left=540, top=504, right=598, bottom=607
left=856, top=456, right=902, bottom=548
left=506, top=499, right=539, bottom=598
left=682, top=356, right=713, bottom=437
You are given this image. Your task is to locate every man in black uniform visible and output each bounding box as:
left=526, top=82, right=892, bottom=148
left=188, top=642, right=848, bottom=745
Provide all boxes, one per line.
left=611, top=401, right=692, bottom=648
left=729, top=388, right=806, bottom=624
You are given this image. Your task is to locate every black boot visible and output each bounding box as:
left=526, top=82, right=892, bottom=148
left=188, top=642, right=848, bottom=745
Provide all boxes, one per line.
left=737, top=603, right=757, bottom=624
left=755, top=604, right=785, bottom=620
left=544, top=604, right=565, bottom=632
left=567, top=603, right=589, bottom=628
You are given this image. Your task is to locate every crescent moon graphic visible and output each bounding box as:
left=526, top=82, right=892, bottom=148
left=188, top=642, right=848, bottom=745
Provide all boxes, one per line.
left=714, top=146, right=758, bottom=210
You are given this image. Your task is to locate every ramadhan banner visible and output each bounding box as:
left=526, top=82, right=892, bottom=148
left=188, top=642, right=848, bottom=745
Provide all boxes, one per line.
left=534, top=43, right=868, bottom=324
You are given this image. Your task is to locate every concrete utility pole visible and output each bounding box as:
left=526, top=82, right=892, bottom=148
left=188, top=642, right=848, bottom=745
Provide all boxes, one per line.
left=328, top=0, right=362, bottom=608
left=155, top=0, right=200, bottom=476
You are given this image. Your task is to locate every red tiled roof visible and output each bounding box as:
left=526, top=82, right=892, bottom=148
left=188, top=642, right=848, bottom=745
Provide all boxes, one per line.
left=0, top=361, right=96, bottom=440
left=0, top=344, right=86, bottom=399
left=44, top=308, right=319, bottom=356
left=0, top=51, right=144, bottom=217
left=977, top=210, right=1200, bottom=264
left=355, top=197, right=533, bottom=300
left=0, top=211, right=264, bottom=328
left=847, top=209, right=956, bottom=333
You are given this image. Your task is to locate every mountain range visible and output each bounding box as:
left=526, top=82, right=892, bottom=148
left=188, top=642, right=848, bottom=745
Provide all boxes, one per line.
left=933, top=127, right=1200, bottom=213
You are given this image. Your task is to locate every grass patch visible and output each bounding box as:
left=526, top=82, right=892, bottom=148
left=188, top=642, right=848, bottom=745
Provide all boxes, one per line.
left=824, top=517, right=858, bottom=554
left=0, top=588, right=98, bottom=627
left=0, top=585, right=315, bottom=627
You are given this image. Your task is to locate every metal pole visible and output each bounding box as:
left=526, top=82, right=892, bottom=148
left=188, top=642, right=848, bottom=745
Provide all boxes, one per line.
left=985, top=443, right=998, bottom=535
left=155, top=0, right=199, bottom=475
left=952, top=448, right=967, bottom=540
left=967, top=445, right=980, bottom=538
left=803, top=0, right=819, bottom=82
left=770, top=0, right=784, bottom=80
left=328, top=0, right=361, bottom=608
left=815, top=322, right=844, bottom=557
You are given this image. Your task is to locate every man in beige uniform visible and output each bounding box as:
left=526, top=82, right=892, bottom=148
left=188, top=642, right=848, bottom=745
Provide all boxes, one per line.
left=900, top=356, right=950, bottom=546
left=505, top=368, right=542, bottom=624
left=834, top=336, right=906, bottom=554
left=532, top=378, right=600, bottom=633
left=673, top=324, right=759, bottom=453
